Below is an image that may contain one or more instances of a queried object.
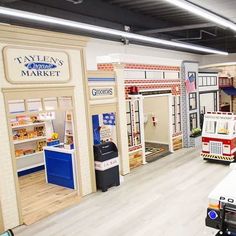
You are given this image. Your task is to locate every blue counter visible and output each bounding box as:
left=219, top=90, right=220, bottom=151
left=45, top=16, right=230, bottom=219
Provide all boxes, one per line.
left=43, top=146, right=77, bottom=189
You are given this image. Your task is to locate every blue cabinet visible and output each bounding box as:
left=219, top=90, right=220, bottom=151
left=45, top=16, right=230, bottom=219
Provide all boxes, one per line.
left=44, top=146, right=76, bottom=189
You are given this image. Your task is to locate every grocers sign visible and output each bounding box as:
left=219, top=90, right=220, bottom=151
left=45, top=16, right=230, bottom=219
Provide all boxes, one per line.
left=90, top=87, right=115, bottom=100
left=3, top=46, right=70, bottom=83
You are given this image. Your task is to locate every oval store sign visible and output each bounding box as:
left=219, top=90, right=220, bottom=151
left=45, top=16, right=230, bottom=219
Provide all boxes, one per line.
left=3, top=46, right=70, bottom=84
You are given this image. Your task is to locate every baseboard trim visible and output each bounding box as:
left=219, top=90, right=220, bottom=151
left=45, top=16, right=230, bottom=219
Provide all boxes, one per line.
left=145, top=140, right=169, bottom=145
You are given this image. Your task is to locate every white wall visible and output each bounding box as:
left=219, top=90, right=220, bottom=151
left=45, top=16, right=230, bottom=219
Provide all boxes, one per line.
left=200, top=53, right=236, bottom=67
left=200, top=93, right=215, bottom=113
left=218, top=65, right=236, bottom=78
left=53, top=110, right=67, bottom=143
left=0, top=85, right=19, bottom=229
left=143, top=96, right=169, bottom=144
left=86, top=38, right=202, bottom=70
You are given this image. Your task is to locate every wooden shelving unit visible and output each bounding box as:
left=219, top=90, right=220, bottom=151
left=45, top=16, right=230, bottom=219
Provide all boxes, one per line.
left=11, top=122, right=45, bottom=129
left=126, top=99, right=141, bottom=147
left=16, top=151, right=43, bottom=160
left=64, top=111, right=74, bottom=149
left=11, top=118, right=48, bottom=172
left=13, top=136, right=46, bottom=145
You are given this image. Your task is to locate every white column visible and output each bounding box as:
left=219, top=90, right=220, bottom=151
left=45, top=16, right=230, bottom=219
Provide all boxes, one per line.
left=0, top=92, right=20, bottom=229
left=115, top=65, right=130, bottom=175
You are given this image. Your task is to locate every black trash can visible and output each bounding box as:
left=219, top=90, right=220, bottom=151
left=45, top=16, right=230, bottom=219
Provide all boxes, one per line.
left=94, top=142, right=120, bottom=192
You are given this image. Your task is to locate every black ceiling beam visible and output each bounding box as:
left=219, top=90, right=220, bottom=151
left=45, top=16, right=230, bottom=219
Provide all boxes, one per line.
left=0, top=0, right=19, bottom=2
left=5, top=0, right=171, bottom=30
left=109, top=0, right=130, bottom=3
left=128, top=2, right=176, bottom=11
left=0, top=2, right=125, bottom=30
left=0, top=0, right=233, bottom=53
left=109, top=0, right=153, bottom=6
left=137, top=23, right=219, bottom=35
left=180, top=35, right=236, bottom=43
left=116, top=0, right=160, bottom=8
left=0, top=17, right=206, bottom=55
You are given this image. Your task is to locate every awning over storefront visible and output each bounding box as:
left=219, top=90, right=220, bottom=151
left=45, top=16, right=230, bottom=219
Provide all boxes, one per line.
left=222, top=87, right=236, bottom=96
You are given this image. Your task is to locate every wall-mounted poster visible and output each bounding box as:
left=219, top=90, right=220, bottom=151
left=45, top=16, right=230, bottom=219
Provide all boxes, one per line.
left=92, top=112, right=117, bottom=145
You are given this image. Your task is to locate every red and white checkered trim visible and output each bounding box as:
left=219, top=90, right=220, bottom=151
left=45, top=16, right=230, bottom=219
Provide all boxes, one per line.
left=97, top=63, right=180, bottom=71
left=129, top=145, right=142, bottom=152
left=172, top=132, right=182, bottom=137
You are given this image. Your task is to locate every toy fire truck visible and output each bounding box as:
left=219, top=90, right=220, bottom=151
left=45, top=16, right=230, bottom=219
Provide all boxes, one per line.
left=201, top=112, right=236, bottom=162
left=206, top=165, right=236, bottom=235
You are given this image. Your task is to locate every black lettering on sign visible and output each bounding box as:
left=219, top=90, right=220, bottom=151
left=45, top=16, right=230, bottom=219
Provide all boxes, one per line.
left=92, top=88, right=113, bottom=96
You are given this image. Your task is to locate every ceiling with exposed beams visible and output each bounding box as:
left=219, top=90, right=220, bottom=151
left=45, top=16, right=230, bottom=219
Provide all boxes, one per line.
left=0, top=0, right=236, bottom=54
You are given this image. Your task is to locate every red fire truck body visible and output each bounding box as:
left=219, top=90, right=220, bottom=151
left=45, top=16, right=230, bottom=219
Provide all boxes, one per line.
left=201, top=112, right=236, bottom=162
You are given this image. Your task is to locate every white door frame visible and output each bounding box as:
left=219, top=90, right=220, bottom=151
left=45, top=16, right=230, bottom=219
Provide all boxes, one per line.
left=141, top=92, right=173, bottom=153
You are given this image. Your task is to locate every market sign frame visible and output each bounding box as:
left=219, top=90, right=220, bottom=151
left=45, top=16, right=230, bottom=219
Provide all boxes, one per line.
left=3, top=46, right=71, bottom=84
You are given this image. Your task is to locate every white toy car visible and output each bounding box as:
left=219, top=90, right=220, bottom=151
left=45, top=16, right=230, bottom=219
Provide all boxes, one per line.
left=206, top=164, right=236, bottom=235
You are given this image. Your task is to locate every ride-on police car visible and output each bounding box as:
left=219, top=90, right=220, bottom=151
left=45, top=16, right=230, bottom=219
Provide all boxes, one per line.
left=206, top=164, right=236, bottom=235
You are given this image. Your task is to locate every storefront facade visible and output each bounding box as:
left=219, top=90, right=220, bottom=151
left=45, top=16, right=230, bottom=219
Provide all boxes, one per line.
left=97, top=54, right=183, bottom=170
left=198, top=72, right=219, bottom=122
left=87, top=70, right=130, bottom=185
left=181, top=63, right=219, bottom=148
left=0, top=25, right=93, bottom=229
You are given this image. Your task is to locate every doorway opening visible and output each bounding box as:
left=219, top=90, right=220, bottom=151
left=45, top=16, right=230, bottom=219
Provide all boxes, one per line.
left=142, top=94, right=172, bottom=163
left=4, top=89, right=81, bottom=225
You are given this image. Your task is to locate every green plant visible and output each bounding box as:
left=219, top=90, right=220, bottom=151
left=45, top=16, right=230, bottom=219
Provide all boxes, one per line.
left=190, top=128, right=201, bottom=137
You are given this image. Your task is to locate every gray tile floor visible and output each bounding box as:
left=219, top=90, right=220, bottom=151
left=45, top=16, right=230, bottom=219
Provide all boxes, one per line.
left=14, top=147, right=229, bottom=236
